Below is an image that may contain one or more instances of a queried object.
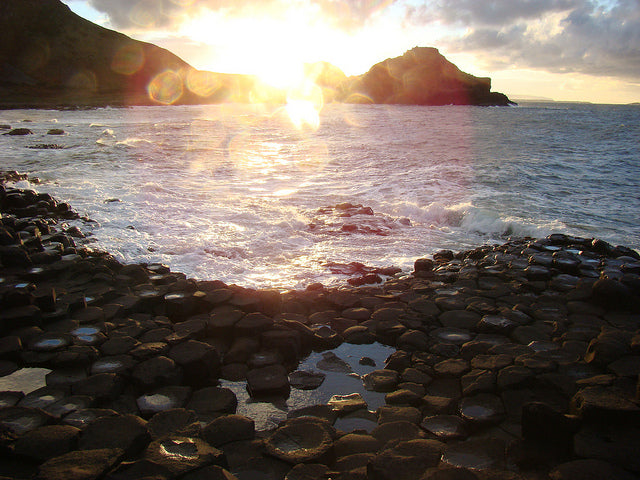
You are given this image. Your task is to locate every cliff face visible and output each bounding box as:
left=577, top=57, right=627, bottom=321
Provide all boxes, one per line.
left=0, top=1, right=512, bottom=107
left=339, top=47, right=512, bottom=106
left=0, top=0, right=251, bottom=107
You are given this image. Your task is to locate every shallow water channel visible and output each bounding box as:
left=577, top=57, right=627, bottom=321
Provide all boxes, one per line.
left=222, top=342, right=395, bottom=431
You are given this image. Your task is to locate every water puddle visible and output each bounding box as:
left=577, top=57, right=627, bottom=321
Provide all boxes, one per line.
left=221, top=342, right=395, bottom=431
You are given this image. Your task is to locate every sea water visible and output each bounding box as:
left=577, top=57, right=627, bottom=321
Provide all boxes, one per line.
left=1, top=102, right=639, bottom=289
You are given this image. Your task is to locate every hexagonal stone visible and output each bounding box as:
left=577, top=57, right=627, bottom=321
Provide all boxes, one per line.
left=264, top=417, right=335, bottom=464
left=362, top=369, right=400, bottom=392
left=13, top=424, right=81, bottom=461
left=78, top=414, right=150, bottom=457
left=202, top=414, right=255, bottom=447
left=246, top=364, right=290, bottom=398
left=36, top=448, right=124, bottom=480
left=144, top=436, right=227, bottom=476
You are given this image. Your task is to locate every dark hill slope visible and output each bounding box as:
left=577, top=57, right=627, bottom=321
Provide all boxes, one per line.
left=0, top=0, right=251, bottom=107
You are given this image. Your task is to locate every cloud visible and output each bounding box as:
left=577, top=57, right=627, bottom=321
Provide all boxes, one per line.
left=407, top=0, right=640, bottom=81
left=83, top=0, right=640, bottom=81
left=405, top=0, right=582, bottom=26
left=86, top=0, right=398, bottom=30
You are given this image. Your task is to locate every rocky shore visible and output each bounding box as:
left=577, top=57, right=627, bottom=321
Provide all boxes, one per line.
left=1, top=171, right=639, bottom=480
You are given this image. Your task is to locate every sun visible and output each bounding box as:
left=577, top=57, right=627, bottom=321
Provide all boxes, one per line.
left=183, top=8, right=327, bottom=90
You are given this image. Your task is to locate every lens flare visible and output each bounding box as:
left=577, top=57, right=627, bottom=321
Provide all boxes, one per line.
left=67, top=69, right=97, bottom=91
left=111, top=43, right=145, bottom=75
left=186, top=70, right=222, bottom=97
left=148, top=70, right=184, bottom=104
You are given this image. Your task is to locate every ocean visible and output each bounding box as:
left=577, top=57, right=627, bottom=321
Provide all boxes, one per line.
left=1, top=102, right=639, bottom=290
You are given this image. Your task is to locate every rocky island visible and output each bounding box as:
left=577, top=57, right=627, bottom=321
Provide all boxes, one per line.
left=0, top=170, right=639, bottom=479
left=0, top=0, right=513, bottom=108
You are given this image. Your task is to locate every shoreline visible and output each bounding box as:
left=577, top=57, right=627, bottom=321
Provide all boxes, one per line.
left=1, top=171, right=639, bottom=479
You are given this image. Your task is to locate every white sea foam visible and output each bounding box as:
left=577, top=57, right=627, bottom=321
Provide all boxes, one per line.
left=1, top=102, right=638, bottom=289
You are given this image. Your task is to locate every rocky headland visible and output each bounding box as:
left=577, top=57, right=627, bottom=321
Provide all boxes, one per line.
left=0, top=0, right=513, bottom=108
left=0, top=170, right=639, bottom=479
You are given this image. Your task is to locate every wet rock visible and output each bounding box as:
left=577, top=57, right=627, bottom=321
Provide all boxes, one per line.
left=420, top=414, right=468, bottom=441
left=284, top=463, right=333, bottom=480
left=36, top=448, right=124, bottom=480
left=202, top=414, right=255, bottom=447
left=144, top=436, right=227, bottom=476
left=461, top=369, right=496, bottom=396
left=423, top=392, right=459, bottom=414
left=377, top=405, right=422, bottom=424
left=224, top=336, right=260, bottom=364
left=362, top=369, right=400, bottom=392
left=397, top=329, right=430, bottom=351
left=334, top=433, right=381, bottom=457
left=570, top=385, right=640, bottom=423
left=385, top=388, right=423, bottom=406
left=439, top=310, right=481, bottom=330
left=184, top=387, right=237, bottom=426
left=477, top=315, right=517, bottom=334
left=434, top=358, right=470, bottom=377
left=131, top=355, right=183, bottom=390
left=265, top=417, right=336, bottom=464
left=182, top=465, right=239, bottom=480
left=168, top=339, right=220, bottom=386
left=246, top=364, right=290, bottom=398
left=584, top=327, right=631, bottom=366
left=371, top=420, right=425, bottom=445
left=235, top=312, right=274, bottom=336
left=549, top=459, right=638, bottom=480
left=136, top=385, right=191, bottom=416
left=90, top=355, right=136, bottom=375
left=103, top=458, right=172, bottom=480
left=441, top=438, right=506, bottom=471
left=14, top=424, right=81, bottom=461
left=316, top=351, right=352, bottom=372
left=78, top=414, right=150, bottom=457
left=591, top=278, right=635, bottom=309
left=471, top=353, right=512, bottom=370
left=71, top=373, right=125, bottom=402
left=367, top=439, right=444, bottom=480
left=359, top=356, right=376, bottom=367
left=431, top=328, right=473, bottom=345
left=146, top=407, right=200, bottom=440
left=343, top=325, right=376, bottom=344
left=18, top=386, right=68, bottom=410
left=521, top=402, right=579, bottom=458
left=0, top=406, right=55, bottom=435
left=99, top=336, right=140, bottom=356
left=5, top=128, right=33, bottom=135
left=62, top=408, right=118, bottom=429
left=43, top=395, right=93, bottom=419
left=421, top=467, right=480, bottom=480
left=289, top=370, right=326, bottom=390
left=459, top=393, right=505, bottom=427
left=573, top=423, right=640, bottom=473
left=328, top=393, right=367, bottom=415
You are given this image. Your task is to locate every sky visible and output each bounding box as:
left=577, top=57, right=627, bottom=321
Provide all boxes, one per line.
left=61, top=0, right=640, bottom=104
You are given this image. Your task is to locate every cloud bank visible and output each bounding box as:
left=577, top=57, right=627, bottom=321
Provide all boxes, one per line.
left=84, top=0, right=640, bottom=81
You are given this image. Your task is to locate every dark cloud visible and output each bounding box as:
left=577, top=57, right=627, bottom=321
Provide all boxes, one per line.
left=443, top=0, right=640, bottom=80
left=405, top=0, right=582, bottom=27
